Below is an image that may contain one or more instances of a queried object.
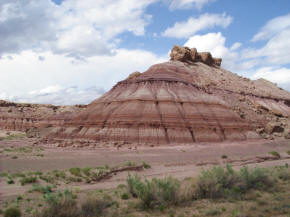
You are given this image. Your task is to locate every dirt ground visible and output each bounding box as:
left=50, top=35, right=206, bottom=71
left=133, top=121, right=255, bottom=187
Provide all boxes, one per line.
left=1, top=134, right=289, bottom=199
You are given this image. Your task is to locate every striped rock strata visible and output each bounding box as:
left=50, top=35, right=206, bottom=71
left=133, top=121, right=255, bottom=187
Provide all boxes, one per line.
left=47, top=46, right=290, bottom=144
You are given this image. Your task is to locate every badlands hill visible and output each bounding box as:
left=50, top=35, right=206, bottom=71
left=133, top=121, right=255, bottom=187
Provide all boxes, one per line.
left=0, top=45, right=289, bottom=145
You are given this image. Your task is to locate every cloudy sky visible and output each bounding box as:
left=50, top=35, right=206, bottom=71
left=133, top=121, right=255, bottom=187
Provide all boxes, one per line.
left=0, top=0, right=290, bottom=105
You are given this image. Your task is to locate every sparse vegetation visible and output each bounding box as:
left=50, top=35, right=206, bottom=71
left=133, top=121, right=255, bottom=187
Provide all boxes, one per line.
left=127, top=174, right=180, bottom=208
left=69, top=167, right=82, bottom=177
left=19, top=176, right=37, bottom=186
left=1, top=162, right=289, bottom=217
left=121, top=192, right=129, bottom=200
left=142, top=161, right=151, bottom=169
left=4, top=207, right=21, bottom=217
left=29, top=184, right=53, bottom=194
left=221, top=154, right=227, bottom=159
left=196, top=164, right=274, bottom=199
left=286, top=150, right=290, bottom=155
left=269, top=151, right=281, bottom=158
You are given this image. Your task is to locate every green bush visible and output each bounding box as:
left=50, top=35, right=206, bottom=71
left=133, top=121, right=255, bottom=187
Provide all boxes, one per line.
left=19, top=176, right=37, bottom=186
left=286, top=150, right=290, bottom=155
left=121, top=192, right=129, bottom=200
left=239, top=166, right=273, bottom=191
left=7, top=179, right=14, bottom=184
left=274, top=166, right=290, bottom=181
left=69, top=168, right=81, bottom=177
left=82, top=167, right=91, bottom=177
left=4, top=207, right=21, bottom=217
left=195, top=164, right=240, bottom=199
left=126, top=174, right=180, bottom=208
left=195, top=165, right=274, bottom=199
left=142, top=161, right=151, bottom=169
left=221, top=155, right=228, bottom=159
left=29, top=184, right=52, bottom=194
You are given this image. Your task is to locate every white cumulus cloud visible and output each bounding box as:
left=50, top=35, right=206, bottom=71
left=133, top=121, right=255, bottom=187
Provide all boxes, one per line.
left=0, top=0, right=157, bottom=57
left=168, top=0, right=216, bottom=10
left=251, top=67, right=290, bottom=90
left=162, top=13, right=233, bottom=38
left=0, top=49, right=166, bottom=105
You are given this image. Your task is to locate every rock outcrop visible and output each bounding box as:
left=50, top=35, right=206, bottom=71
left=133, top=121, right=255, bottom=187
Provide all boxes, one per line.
left=170, top=45, right=222, bottom=66
left=0, top=45, right=289, bottom=145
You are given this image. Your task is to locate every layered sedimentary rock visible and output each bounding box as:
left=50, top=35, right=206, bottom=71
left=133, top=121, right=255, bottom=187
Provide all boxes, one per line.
left=0, top=100, right=86, bottom=136
left=46, top=46, right=290, bottom=144
left=1, top=45, right=289, bottom=144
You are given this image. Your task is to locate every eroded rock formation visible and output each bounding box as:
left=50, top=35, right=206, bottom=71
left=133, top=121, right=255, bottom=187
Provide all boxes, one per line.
left=170, top=45, right=222, bottom=66
left=0, top=100, right=86, bottom=137
left=46, top=47, right=290, bottom=144
left=0, top=45, right=289, bottom=145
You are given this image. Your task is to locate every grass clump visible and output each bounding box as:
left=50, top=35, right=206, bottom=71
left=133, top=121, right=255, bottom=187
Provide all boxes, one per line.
left=269, top=151, right=281, bottom=158
left=126, top=174, right=180, bottom=208
left=142, top=161, right=151, bottom=169
left=125, top=161, right=137, bottom=167
left=29, top=184, right=52, bottom=194
left=19, top=176, right=37, bottom=186
left=4, top=207, right=21, bottom=217
left=69, top=168, right=81, bottom=177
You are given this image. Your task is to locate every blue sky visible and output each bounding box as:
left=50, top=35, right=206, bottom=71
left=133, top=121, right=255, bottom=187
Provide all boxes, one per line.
left=0, top=0, right=290, bottom=104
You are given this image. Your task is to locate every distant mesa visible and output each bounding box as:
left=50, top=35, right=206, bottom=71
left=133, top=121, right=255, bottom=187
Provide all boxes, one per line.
left=0, top=45, right=289, bottom=145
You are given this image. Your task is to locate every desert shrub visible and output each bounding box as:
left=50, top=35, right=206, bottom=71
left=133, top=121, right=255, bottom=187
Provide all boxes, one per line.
left=19, top=176, right=37, bottom=185
left=127, top=174, right=142, bottom=197
left=286, top=150, right=290, bottom=155
left=195, top=164, right=240, bottom=199
left=80, top=197, right=114, bottom=217
left=29, top=184, right=52, bottom=194
left=269, top=151, right=281, bottom=158
left=239, top=166, right=274, bottom=191
left=39, top=175, right=55, bottom=183
left=7, top=179, right=14, bottom=184
left=52, top=170, right=66, bottom=179
left=82, top=167, right=91, bottom=177
left=4, top=207, right=21, bottom=217
left=69, top=168, right=81, bottom=177
left=142, top=161, right=151, bottom=169
left=126, top=174, right=180, bottom=208
left=221, top=155, right=228, bottom=159
left=36, top=189, right=78, bottom=217
left=39, top=194, right=78, bottom=217
left=195, top=165, right=274, bottom=199
left=273, top=166, right=290, bottom=181
left=121, top=192, right=129, bottom=200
